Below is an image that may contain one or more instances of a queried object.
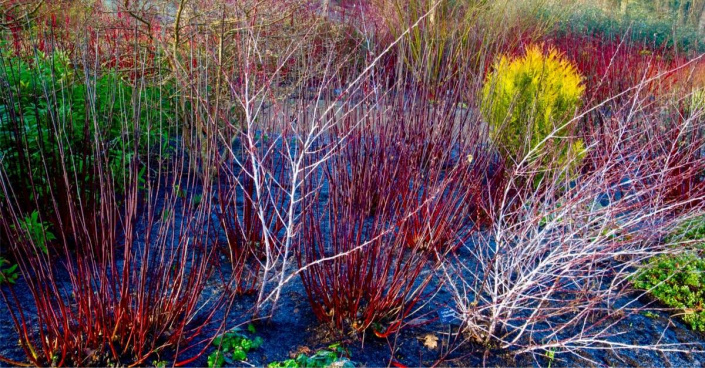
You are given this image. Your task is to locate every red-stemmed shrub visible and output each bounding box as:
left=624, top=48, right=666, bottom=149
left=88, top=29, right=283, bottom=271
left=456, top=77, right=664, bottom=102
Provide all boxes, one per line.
left=296, top=81, right=490, bottom=334
left=548, top=31, right=690, bottom=104
left=0, top=39, right=223, bottom=366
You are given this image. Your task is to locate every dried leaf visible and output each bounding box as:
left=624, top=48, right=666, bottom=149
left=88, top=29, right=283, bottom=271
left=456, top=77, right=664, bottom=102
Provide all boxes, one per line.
left=422, top=334, right=439, bottom=350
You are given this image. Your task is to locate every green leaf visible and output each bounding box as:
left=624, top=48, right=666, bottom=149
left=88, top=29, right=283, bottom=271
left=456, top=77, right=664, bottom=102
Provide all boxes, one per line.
left=231, top=347, right=247, bottom=361
left=213, top=336, right=223, bottom=346
left=207, top=351, right=225, bottom=368
left=252, top=336, right=264, bottom=349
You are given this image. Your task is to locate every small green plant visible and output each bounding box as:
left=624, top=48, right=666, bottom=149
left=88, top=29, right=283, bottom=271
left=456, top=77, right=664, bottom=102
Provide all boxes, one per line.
left=267, top=343, right=354, bottom=368
left=13, top=210, right=55, bottom=254
left=672, top=216, right=705, bottom=242
left=546, top=348, right=556, bottom=368
left=0, top=257, right=19, bottom=284
left=634, top=216, right=705, bottom=331
left=481, top=44, right=585, bottom=163
left=161, top=209, right=172, bottom=223
left=641, top=311, right=659, bottom=319
left=208, top=325, right=263, bottom=368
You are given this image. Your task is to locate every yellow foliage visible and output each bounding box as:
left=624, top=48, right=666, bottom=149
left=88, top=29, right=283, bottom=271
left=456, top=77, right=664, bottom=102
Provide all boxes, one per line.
left=482, top=45, right=585, bottom=161
left=691, top=88, right=705, bottom=115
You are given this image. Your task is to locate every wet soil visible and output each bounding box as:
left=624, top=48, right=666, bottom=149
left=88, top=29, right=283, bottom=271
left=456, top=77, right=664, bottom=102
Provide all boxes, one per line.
left=1, top=180, right=704, bottom=367
left=2, top=246, right=705, bottom=367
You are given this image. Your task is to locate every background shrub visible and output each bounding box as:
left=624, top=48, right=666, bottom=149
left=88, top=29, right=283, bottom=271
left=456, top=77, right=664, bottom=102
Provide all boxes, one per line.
left=548, top=4, right=705, bottom=54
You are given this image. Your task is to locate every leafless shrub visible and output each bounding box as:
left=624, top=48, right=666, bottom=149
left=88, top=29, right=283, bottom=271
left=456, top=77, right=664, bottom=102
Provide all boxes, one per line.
left=443, top=75, right=705, bottom=363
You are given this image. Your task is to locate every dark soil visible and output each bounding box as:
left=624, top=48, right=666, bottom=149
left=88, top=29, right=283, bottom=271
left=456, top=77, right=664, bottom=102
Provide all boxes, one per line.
left=1, top=180, right=704, bottom=367
left=2, top=247, right=705, bottom=367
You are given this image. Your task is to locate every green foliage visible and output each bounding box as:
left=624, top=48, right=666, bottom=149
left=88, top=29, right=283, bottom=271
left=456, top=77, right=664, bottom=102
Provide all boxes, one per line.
left=481, top=45, right=585, bottom=162
left=546, top=3, right=705, bottom=53
left=634, top=252, right=705, bottom=331
left=13, top=210, right=55, bottom=254
left=0, top=257, right=19, bottom=284
left=0, top=50, right=73, bottom=200
left=546, top=348, right=555, bottom=368
left=0, top=49, right=175, bottom=203
left=267, top=344, right=354, bottom=368
left=671, top=216, right=705, bottom=243
left=208, top=325, right=263, bottom=368
left=690, top=88, right=705, bottom=116
left=641, top=311, right=659, bottom=319
left=634, top=216, right=705, bottom=331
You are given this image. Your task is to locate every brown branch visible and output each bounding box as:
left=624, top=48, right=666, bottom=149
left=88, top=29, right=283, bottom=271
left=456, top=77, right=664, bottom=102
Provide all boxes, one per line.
left=0, top=0, right=44, bottom=28
left=172, top=0, right=187, bottom=62
left=122, top=0, right=153, bottom=37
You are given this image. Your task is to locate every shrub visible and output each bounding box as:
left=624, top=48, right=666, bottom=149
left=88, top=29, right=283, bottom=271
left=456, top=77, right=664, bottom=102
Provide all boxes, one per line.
left=481, top=44, right=584, bottom=162
left=0, top=43, right=219, bottom=366
left=447, top=94, right=705, bottom=360
left=548, top=4, right=705, bottom=54
left=634, top=216, right=705, bottom=331
left=297, top=86, right=483, bottom=335
left=0, top=49, right=174, bottom=249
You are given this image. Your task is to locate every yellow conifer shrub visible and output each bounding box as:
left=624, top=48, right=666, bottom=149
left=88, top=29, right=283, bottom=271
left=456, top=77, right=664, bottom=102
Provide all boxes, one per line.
left=482, top=45, right=585, bottom=163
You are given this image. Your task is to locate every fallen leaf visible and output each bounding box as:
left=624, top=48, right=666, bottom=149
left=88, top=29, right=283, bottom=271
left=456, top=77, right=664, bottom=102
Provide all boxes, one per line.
left=422, top=334, right=439, bottom=350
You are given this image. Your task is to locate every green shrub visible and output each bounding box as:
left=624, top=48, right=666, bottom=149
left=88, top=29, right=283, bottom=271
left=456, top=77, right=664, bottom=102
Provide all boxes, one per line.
left=634, top=216, right=705, bottom=331
left=0, top=48, right=175, bottom=221
left=544, top=4, right=705, bottom=53
left=481, top=44, right=585, bottom=162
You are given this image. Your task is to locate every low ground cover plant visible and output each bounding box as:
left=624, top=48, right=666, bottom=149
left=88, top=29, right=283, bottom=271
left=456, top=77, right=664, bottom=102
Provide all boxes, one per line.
left=268, top=343, right=354, bottom=368
left=634, top=216, right=705, bottom=331
left=208, top=325, right=264, bottom=367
